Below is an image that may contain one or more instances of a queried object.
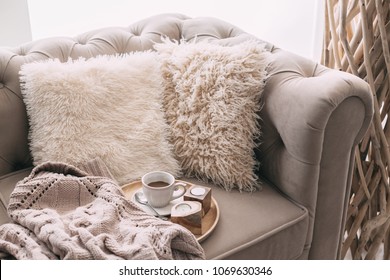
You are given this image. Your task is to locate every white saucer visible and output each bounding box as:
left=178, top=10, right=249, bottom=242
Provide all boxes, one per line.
left=131, top=190, right=183, bottom=216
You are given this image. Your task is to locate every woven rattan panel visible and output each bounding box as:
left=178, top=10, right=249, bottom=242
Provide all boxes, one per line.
left=322, top=0, right=390, bottom=260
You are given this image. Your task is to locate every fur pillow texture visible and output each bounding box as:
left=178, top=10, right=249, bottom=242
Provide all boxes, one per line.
left=154, top=39, right=270, bottom=192
left=19, top=52, right=181, bottom=185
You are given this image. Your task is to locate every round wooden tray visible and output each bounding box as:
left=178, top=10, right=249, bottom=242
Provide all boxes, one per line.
left=121, top=180, right=219, bottom=243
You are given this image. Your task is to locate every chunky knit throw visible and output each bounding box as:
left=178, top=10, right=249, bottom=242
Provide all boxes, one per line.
left=0, top=159, right=205, bottom=260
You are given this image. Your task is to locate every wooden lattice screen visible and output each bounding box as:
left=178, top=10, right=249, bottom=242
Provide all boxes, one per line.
left=322, top=0, right=390, bottom=259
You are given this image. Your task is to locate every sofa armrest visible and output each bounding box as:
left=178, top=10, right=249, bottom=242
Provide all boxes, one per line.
left=257, top=48, right=373, bottom=259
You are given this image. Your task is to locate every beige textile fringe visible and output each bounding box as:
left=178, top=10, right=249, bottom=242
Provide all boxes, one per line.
left=322, top=0, right=390, bottom=260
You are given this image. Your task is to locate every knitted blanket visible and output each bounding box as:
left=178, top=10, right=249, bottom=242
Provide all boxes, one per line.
left=0, top=159, right=205, bottom=260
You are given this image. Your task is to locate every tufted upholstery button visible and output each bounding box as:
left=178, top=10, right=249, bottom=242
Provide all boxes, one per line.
left=17, top=46, right=29, bottom=56
left=128, top=26, right=141, bottom=37
left=0, top=83, right=4, bottom=89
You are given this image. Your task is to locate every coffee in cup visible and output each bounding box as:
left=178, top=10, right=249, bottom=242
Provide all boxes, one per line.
left=141, top=171, right=186, bottom=208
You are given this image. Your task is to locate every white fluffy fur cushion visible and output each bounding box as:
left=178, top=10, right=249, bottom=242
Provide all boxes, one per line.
left=155, top=39, right=269, bottom=192
left=19, top=52, right=181, bottom=185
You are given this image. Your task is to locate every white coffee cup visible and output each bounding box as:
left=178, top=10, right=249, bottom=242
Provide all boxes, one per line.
left=141, top=171, right=186, bottom=208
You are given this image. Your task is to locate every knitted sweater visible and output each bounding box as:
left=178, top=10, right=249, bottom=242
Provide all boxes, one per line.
left=0, top=159, right=205, bottom=260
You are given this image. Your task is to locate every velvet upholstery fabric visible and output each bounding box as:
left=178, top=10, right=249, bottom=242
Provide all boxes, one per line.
left=0, top=13, right=373, bottom=259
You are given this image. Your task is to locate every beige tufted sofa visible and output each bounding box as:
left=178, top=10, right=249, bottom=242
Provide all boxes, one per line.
left=0, top=13, right=373, bottom=259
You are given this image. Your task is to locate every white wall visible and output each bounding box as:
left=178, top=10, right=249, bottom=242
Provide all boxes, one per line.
left=0, top=0, right=32, bottom=47
left=24, top=0, right=323, bottom=61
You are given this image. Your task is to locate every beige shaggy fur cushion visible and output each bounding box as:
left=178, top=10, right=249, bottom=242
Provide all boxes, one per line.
left=155, top=39, right=269, bottom=192
left=19, top=52, right=181, bottom=185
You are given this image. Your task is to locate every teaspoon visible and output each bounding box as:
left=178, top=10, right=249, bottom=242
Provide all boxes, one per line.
left=134, top=192, right=169, bottom=221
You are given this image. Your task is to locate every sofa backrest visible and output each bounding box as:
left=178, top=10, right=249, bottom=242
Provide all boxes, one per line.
left=0, top=13, right=271, bottom=176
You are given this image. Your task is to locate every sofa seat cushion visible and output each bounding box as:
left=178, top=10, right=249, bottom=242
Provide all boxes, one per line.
left=183, top=178, right=309, bottom=260
left=0, top=168, right=308, bottom=260
left=0, top=168, right=33, bottom=225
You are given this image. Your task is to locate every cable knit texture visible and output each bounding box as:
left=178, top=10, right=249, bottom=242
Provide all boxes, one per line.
left=0, top=159, right=205, bottom=260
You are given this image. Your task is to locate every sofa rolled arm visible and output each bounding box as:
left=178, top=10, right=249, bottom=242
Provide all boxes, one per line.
left=257, top=48, right=373, bottom=259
